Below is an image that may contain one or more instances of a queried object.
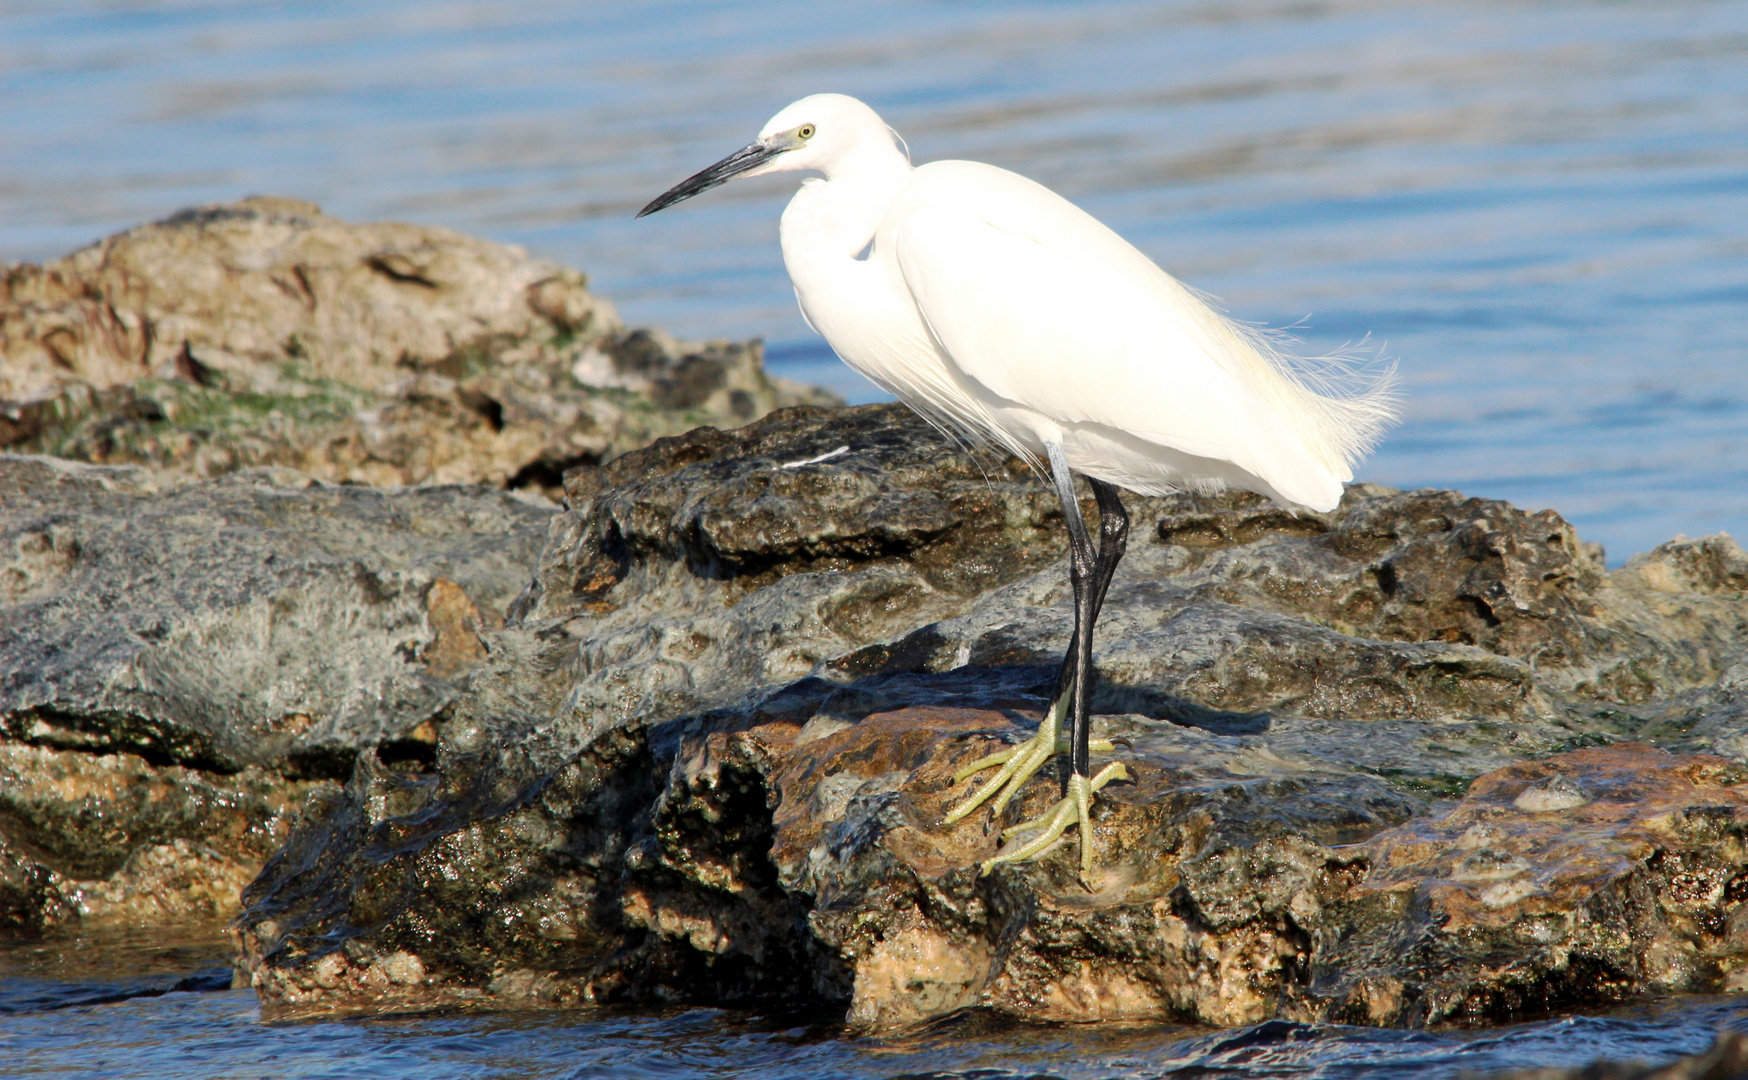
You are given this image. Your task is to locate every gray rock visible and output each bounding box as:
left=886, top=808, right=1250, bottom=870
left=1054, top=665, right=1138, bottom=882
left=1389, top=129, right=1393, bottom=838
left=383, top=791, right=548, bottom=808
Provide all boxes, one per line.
left=232, top=403, right=1748, bottom=1029
left=0, top=452, right=553, bottom=932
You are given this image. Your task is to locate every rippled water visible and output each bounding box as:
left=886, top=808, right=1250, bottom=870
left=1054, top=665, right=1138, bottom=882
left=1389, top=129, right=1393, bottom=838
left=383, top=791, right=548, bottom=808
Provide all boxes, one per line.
left=2, top=5, right=1746, bottom=1070
left=3, top=927, right=1746, bottom=1079
left=4, top=0, right=1746, bottom=561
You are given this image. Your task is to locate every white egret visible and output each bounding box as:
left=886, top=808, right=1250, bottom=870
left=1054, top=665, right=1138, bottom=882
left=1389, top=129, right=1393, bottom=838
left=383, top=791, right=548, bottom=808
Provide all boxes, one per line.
left=638, top=94, right=1396, bottom=885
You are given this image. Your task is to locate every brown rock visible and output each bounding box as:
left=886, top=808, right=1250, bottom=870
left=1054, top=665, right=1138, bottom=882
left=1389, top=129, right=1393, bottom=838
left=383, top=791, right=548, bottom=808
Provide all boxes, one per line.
left=0, top=197, right=836, bottom=490
left=0, top=741, right=321, bottom=933
left=2, top=197, right=587, bottom=401
left=1331, top=743, right=1748, bottom=1024
left=608, top=718, right=1748, bottom=1030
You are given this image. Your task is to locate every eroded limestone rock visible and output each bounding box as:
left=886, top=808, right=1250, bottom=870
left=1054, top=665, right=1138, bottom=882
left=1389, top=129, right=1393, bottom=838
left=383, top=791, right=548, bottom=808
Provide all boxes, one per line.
left=1326, top=743, right=1748, bottom=1023
left=636, top=719, right=1748, bottom=1030
left=0, top=197, right=835, bottom=490
left=0, top=742, right=317, bottom=931
left=232, top=404, right=1748, bottom=1029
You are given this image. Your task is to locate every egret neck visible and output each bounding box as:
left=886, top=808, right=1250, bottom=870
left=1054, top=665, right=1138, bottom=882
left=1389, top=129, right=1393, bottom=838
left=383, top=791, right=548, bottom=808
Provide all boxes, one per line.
left=779, top=144, right=914, bottom=371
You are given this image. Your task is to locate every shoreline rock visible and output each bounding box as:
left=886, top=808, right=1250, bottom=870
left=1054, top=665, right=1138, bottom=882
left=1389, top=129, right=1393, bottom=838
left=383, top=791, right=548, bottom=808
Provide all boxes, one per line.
left=1, top=196, right=837, bottom=492
left=0, top=453, right=553, bottom=933
left=224, top=403, right=1748, bottom=1030
left=6, top=200, right=1746, bottom=1038
left=0, top=197, right=830, bottom=941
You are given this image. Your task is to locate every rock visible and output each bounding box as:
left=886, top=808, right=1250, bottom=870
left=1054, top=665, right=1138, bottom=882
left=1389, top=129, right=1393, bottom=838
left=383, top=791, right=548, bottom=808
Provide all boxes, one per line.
left=0, top=743, right=315, bottom=932
left=0, top=453, right=553, bottom=933
left=230, top=403, right=1748, bottom=1028
left=1325, top=743, right=1748, bottom=1023
left=0, top=197, right=836, bottom=490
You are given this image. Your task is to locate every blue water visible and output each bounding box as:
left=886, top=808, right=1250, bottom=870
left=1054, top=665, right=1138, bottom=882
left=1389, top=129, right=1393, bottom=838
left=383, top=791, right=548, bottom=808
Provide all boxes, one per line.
left=2, top=927, right=1745, bottom=1079
left=2, top=6, right=1747, bottom=1069
left=3, top=1, right=1746, bottom=562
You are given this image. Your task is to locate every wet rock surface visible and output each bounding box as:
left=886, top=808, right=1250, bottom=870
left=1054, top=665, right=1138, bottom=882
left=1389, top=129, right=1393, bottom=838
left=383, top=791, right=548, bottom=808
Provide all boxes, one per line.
left=228, top=403, right=1748, bottom=1030
left=1, top=196, right=835, bottom=490
left=0, top=452, right=553, bottom=933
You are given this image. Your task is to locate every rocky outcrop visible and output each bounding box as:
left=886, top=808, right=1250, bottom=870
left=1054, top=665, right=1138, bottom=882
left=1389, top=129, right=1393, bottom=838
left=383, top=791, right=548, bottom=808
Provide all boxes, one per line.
left=0, top=196, right=836, bottom=490
left=0, top=453, right=553, bottom=932
left=228, top=403, right=1748, bottom=1029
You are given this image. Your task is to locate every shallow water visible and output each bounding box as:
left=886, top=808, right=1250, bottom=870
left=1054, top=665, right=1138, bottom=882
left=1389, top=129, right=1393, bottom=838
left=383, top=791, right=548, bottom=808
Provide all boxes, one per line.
left=2, top=928, right=1746, bottom=1080
left=4, top=0, right=1746, bottom=562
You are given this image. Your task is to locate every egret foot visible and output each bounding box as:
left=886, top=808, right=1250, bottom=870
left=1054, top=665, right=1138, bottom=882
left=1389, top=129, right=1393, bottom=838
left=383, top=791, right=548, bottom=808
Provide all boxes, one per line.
left=978, top=762, right=1130, bottom=886
left=941, top=694, right=1118, bottom=827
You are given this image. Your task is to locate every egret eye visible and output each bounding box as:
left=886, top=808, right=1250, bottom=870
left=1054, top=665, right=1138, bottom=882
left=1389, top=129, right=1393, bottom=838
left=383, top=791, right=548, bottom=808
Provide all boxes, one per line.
left=797, top=124, right=815, bottom=140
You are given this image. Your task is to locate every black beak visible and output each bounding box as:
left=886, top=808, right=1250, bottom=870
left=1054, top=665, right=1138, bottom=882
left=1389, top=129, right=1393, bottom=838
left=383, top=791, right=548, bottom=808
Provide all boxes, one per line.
left=636, top=140, right=786, bottom=218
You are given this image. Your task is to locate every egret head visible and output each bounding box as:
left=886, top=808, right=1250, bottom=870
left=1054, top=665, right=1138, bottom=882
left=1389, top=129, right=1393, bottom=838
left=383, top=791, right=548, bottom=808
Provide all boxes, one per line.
left=637, top=94, right=903, bottom=218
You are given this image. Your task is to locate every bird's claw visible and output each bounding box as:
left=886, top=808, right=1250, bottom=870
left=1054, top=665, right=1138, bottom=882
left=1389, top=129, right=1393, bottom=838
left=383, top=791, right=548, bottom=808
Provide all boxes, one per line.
left=943, top=688, right=1129, bottom=881
left=977, top=762, right=1130, bottom=886
left=943, top=736, right=1050, bottom=825
left=943, top=695, right=1123, bottom=826
left=942, top=693, right=1066, bottom=825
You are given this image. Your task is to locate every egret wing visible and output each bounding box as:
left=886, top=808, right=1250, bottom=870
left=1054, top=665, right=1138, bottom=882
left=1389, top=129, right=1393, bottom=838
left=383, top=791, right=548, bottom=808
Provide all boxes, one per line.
left=890, top=197, right=1285, bottom=476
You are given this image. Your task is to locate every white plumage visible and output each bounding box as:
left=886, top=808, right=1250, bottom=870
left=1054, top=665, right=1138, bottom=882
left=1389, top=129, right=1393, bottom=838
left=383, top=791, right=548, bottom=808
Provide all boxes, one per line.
left=752, top=95, right=1395, bottom=511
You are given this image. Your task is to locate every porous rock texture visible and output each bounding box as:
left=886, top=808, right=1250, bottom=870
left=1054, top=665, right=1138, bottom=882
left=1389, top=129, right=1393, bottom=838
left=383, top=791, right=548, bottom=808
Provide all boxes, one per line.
left=0, top=453, right=553, bottom=933
left=230, top=403, right=1748, bottom=1031
left=0, top=196, right=835, bottom=490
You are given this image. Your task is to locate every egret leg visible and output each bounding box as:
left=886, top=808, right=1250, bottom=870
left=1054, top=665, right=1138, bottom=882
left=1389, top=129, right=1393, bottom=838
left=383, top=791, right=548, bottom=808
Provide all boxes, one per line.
left=947, top=446, right=1132, bottom=885
left=943, top=443, right=1097, bottom=827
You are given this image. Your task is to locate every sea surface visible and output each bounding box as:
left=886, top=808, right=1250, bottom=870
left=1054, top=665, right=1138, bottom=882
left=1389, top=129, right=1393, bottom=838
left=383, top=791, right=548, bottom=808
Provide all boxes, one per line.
left=3, top=2, right=1748, bottom=1076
